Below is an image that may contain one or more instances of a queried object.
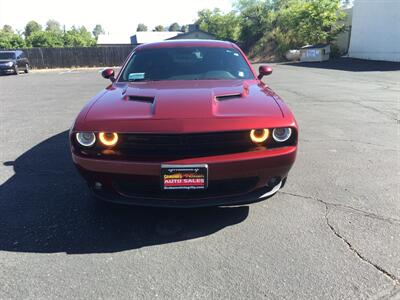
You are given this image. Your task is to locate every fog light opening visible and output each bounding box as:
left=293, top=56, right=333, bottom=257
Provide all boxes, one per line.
left=250, top=129, right=269, bottom=143
left=94, top=182, right=103, bottom=190
left=267, top=176, right=281, bottom=188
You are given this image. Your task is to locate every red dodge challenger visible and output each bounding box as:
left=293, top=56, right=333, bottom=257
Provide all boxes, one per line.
left=70, top=40, right=298, bottom=207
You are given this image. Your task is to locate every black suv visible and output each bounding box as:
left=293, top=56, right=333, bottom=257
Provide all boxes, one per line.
left=0, top=50, right=30, bottom=75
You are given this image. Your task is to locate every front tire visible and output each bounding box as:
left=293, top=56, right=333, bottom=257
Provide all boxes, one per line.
left=14, top=66, right=19, bottom=75
left=24, top=64, right=29, bottom=73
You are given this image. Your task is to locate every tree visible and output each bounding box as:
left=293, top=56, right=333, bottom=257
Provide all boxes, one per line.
left=153, top=25, right=165, bottom=32
left=46, top=19, right=62, bottom=34
left=168, top=22, right=180, bottom=32
left=229, top=0, right=345, bottom=57
left=136, top=23, right=148, bottom=31
left=181, top=25, right=189, bottom=33
left=196, top=8, right=240, bottom=41
left=2, top=25, right=13, bottom=33
left=275, top=0, right=345, bottom=49
left=26, top=31, right=64, bottom=47
left=234, top=0, right=274, bottom=50
left=24, top=21, right=42, bottom=38
left=0, top=30, right=25, bottom=49
left=92, top=24, right=105, bottom=39
left=63, top=26, right=96, bottom=47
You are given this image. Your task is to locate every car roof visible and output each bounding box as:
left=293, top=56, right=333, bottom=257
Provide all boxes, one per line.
left=135, top=39, right=237, bottom=51
left=0, top=50, right=18, bottom=53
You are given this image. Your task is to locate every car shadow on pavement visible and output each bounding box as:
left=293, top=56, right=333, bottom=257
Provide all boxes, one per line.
left=283, top=58, right=400, bottom=72
left=0, top=131, right=249, bottom=254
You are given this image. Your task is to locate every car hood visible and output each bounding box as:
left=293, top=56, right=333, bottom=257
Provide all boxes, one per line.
left=81, top=80, right=291, bottom=133
left=0, top=59, right=15, bottom=63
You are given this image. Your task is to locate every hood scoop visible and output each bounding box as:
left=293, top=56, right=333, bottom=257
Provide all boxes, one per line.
left=215, top=93, right=243, bottom=101
left=124, top=95, right=155, bottom=103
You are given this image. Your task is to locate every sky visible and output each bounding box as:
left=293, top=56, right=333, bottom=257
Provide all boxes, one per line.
left=0, top=0, right=233, bottom=36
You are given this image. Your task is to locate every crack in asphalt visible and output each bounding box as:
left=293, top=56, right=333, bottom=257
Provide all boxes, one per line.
left=282, top=88, right=399, bottom=122
left=348, top=101, right=399, bottom=123
left=280, top=191, right=400, bottom=225
left=324, top=205, right=399, bottom=284
left=280, top=191, right=400, bottom=285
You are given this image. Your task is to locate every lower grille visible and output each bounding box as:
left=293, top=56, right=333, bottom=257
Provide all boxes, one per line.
left=114, top=176, right=259, bottom=200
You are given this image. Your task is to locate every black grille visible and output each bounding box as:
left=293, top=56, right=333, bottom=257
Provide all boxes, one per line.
left=114, top=176, right=259, bottom=200
left=114, top=131, right=262, bottom=160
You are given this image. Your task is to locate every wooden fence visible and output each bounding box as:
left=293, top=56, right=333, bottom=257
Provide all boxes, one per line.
left=21, top=46, right=138, bottom=69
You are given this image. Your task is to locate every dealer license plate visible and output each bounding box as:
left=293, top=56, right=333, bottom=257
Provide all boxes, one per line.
left=161, top=164, right=208, bottom=190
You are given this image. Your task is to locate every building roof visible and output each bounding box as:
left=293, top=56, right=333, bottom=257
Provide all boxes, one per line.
left=130, top=32, right=183, bottom=44
left=97, top=34, right=131, bottom=45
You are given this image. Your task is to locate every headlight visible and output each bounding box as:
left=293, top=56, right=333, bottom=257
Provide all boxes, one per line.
left=272, top=128, right=292, bottom=142
left=76, top=132, right=96, bottom=147
left=250, top=129, right=269, bottom=143
left=99, top=132, right=118, bottom=147
left=3, top=62, right=14, bottom=67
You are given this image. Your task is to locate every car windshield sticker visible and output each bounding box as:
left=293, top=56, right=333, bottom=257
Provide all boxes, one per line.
left=238, top=71, right=244, bottom=77
left=128, top=73, right=145, bottom=80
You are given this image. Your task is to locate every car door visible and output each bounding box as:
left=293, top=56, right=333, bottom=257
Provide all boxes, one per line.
left=20, top=52, right=28, bottom=69
left=15, top=51, right=23, bottom=68
left=17, top=51, right=29, bottom=70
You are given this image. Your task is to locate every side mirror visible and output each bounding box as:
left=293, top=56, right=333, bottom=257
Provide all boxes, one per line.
left=102, top=68, right=115, bottom=82
left=257, top=65, right=273, bottom=80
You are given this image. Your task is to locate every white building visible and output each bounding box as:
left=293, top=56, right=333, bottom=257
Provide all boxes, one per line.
left=130, top=32, right=183, bottom=44
left=97, top=34, right=131, bottom=47
left=348, top=0, right=400, bottom=62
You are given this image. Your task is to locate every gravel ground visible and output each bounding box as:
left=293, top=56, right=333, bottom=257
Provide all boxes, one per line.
left=0, top=59, right=399, bottom=299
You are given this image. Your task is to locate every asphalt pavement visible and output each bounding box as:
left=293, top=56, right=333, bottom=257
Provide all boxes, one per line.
left=0, top=60, right=399, bottom=299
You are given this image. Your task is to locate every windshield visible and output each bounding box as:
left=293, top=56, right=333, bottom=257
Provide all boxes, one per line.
left=119, top=47, right=254, bottom=82
left=0, top=52, right=16, bottom=60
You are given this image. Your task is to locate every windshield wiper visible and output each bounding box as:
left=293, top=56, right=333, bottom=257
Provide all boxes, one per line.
left=128, top=78, right=147, bottom=82
left=128, top=79, right=165, bottom=82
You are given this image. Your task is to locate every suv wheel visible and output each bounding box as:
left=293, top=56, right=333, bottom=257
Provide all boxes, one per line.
left=24, top=64, right=29, bottom=73
left=14, top=65, right=19, bottom=75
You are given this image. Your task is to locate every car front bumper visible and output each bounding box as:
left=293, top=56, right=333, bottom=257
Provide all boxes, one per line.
left=72, top=146, right=297, bottom=207
left=0, top=66, right=15, bottom=74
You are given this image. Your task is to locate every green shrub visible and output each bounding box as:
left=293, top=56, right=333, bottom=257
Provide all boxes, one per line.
left=0, top=31, right=26, bottom=49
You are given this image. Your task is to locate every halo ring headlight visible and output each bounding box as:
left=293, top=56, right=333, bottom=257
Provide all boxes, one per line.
left=76, top=132, right=96, bottom=147
left=99, top=132, right=118, bottom=147
left=272, top=128, right=292, bottom=142
left=250, top=129, right=269, bottom=143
